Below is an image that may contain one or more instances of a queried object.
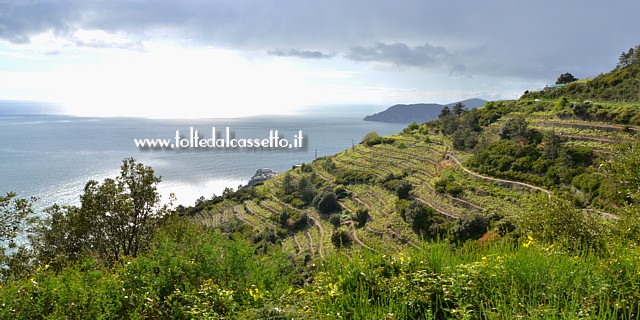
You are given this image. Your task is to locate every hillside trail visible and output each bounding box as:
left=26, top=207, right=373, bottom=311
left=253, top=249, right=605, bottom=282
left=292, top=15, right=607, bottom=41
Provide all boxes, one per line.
left=446, top=152, right=552, bottom=199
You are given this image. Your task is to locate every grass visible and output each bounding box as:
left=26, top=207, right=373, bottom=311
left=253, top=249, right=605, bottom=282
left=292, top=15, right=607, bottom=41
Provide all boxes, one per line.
left=5, top=92, right=640, bottom=317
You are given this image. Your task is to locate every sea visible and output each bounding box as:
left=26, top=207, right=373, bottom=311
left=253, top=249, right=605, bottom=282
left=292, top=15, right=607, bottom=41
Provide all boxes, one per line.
left=0, top=111, right=406, bottom=210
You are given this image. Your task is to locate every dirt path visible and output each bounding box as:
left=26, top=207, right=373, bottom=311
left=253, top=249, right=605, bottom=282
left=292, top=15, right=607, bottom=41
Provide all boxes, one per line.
left=353, top=196, right=371, bottom=210
left=306, top=212, right=325, bottom=258
left=304, top=230, right=315, bottom=255
left=292, top=233, right=303, bottom=254
left=414, top=197, right=458, bottom=220
left=349, top=222, right=377, bottom=252
left=314, top=170, right=331, bottom=182
left=584, top=208, right=621, bottom=221
left=534, top=119, right=639, bottom=132
left=385, top=227, right=420, bottom=249
left=447, top=153, right=552, bottom=199
left=243, top=203, right=277, bottom=230
left=442, top=194, right=484, bottom=211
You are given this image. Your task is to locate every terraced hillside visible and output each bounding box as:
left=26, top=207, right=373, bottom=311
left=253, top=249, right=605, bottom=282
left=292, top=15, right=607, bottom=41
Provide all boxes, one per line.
left=183, top=92, right=639, bottom=256
left=7, top=44, right=640, bottom=319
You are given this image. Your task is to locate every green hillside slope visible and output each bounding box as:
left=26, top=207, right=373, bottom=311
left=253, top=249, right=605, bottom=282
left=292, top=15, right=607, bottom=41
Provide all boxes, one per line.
left=523, top=44, right=640, bottom=103
left=3, top=45, right=640, bottom=319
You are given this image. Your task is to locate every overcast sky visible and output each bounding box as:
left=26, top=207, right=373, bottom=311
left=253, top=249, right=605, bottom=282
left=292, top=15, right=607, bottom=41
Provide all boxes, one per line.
left=0, top=0, right=638, bottom=117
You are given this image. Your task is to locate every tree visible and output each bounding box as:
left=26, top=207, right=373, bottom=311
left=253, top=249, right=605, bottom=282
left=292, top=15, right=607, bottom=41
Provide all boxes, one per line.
left=402, top=201, right=433, bottom=232
left=32, top=158, right=170, bottom=267
left=395, top=180, right=413, bottom=199
left=556, top=72, right=578, bottom=84
left=361, top=131, right=383, bottom=146
left=312, top=189, right=340, bottom=214
left=353, top=208, right=370, bottom=228
left=438, top=106, right=451, bottom=119
left=281, top=173, right=296, bottom=195
left=452, top=128, right=479, bottom=151
left=440, top=113, right=459, bottom=135
left=604, top=141, right=640, bottom=204
left=331, top=230, right=352, bottom=248
left=452, top=102, right=467, bottom=117
left=0, top=192, right=34, bottom=245
left=451, top=213, right=488, bottom=242
left=519, top=197, right=606, bottom=252
left=498, top=117, right=542, bottom=142
left=617, top=45, right=640, bottom=69
left=541, top=131, right=563, bottom=160
left=0, top=193, right=35, bottom=280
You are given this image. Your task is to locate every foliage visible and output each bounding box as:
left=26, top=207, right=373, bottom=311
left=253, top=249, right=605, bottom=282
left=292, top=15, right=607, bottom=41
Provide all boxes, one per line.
left=524, top=44, right=640, bottom=102
left=361, top=131, right=395, bottom=146
left=519, top=197, right=608, bottom=253
left=31, top=158, right=170, bottom=268
left=604, top=141, right=640, bottom=204
left=353, top=208, right=370, bottom=228
left=398, top=200, right=435, bottom=234
left=499, top=117, right=534, bottom=142
left=556, top=72, right=578, bottom=84
left=450, top=213, right=488, bottom=242
left=328, top=213, right=342, bottom=228
left=0, top=192, right=34, bottom=244
left=312, top=188, right=340, bottom=214
left=434, top=176, right=464, bottom=197
left=330, top=230, right=352, bottom=248
left=435, top=103, right=484, bottom=151
left=395, top=180, right=413, bottom=199
left=469, top=128, right=597, bottom=189
left=0, top=218, right=292, bottom=319
left=334, top=169, right=375, bottom=185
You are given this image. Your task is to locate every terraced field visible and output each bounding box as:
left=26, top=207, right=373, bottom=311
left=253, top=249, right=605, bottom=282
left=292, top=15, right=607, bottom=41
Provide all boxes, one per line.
left=187, top=105, right=637, bottom=257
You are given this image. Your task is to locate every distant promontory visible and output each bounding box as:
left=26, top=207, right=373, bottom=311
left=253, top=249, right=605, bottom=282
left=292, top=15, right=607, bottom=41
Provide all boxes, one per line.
left=363, top=98, right=488, bottom=123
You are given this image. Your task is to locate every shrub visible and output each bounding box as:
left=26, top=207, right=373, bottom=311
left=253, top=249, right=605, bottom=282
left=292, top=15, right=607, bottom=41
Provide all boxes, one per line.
left=329, top=213, right=342, bottom=228
left=353, top=208, right=370, bottom=228
left=331, top=230, right=352, bottom=248
left=519, top=197, right=607, bottom=253
left=451, top=213, right=488, bottom=242
left=395, top=180, right=413, bottom=199
left=312, top=189, right=340, bottom=214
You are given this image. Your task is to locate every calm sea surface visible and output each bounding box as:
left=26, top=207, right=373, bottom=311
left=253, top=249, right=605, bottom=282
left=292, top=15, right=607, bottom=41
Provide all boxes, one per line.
left=0, top=113, right=406, bottom=209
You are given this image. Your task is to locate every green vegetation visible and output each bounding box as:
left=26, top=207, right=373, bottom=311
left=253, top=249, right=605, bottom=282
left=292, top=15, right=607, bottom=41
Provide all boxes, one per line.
left=524, top=44, right=640, bottom=103
left=556, top=72, right=578, bottom=85
left=3, top=43, right=640, bottom=318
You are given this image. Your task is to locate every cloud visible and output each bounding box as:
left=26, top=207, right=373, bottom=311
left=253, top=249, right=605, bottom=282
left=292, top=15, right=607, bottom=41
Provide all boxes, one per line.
left=268, top=49, right=335, bottom=59
left=1, top=0, right=639, bottom=81
left=348, top=42, right=466, bottom=75
left=72, top=30, right=145, bottom=51
left=0, top=1, right=77, bottom=44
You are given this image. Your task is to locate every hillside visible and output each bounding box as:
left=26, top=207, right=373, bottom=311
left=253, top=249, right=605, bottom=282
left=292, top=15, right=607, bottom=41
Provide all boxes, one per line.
left=523, top=44, right=640, bottom=103
left=363, top=98, right=487, bottom=123
left=3, top=45, right=640, bottom=318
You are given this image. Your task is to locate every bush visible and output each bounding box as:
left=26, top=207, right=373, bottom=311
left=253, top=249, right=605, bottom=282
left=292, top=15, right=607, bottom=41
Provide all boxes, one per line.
left=353, top=208, right=370, bottom=228
left=312, top=189, right=341, bottom=214
left=361, top=132, right=383, bottom=146
left=395, top=180, right=413, bottom=199
left=331, top=230, right=352, bottom=248
left=399, top=200, right=434, bottom=233
left=519, top=197, right=607, bottom=253
left=329, top=213, right=342, bottom=228
left=451, top=213, right=488, bottom=242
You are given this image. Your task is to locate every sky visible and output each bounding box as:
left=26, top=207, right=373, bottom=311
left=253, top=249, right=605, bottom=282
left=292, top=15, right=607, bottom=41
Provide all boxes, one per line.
left=0, top=0, right=638, bottom=118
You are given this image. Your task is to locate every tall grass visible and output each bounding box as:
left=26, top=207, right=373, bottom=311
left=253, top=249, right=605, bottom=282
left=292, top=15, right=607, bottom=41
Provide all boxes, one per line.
left=2, top=218, right=640, bottom=319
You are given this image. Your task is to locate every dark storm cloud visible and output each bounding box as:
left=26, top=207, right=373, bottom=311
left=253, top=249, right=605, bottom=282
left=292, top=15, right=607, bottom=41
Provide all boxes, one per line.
left=267, top=49, right=336, bottom=59
left=0, top=0, right=78, bottom=43
left=348, top=42, right=465, bottom=74
left=1, top=0, right=639, bottom=81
